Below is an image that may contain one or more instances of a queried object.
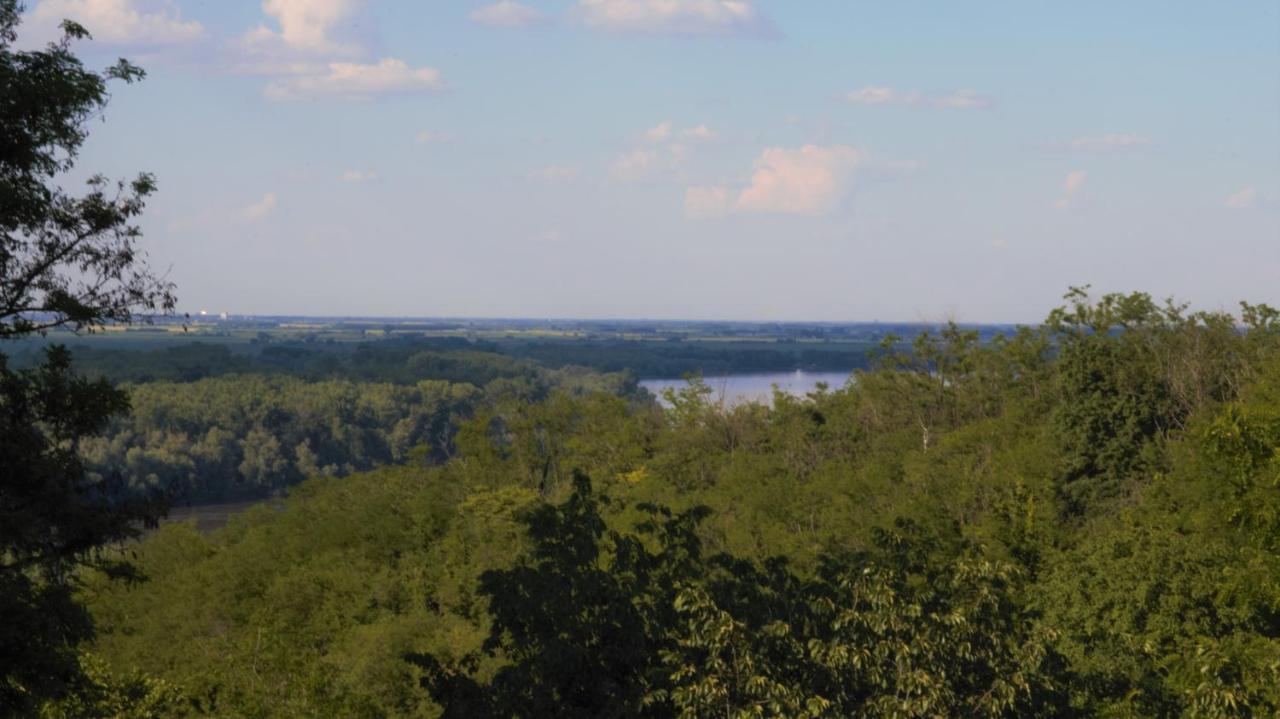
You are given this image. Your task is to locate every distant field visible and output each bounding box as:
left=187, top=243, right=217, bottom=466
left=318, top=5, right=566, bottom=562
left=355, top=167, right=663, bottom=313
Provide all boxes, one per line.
left=9, top=315, right=1018, bottom=380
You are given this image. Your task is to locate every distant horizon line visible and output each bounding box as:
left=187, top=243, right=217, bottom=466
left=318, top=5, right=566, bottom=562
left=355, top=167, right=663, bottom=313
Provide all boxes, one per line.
left=158, top=313, right=1028, bottom=328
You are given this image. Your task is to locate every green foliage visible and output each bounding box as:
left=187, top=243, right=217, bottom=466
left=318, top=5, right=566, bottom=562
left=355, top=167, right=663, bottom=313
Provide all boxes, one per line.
left=69, top=289, right=1280, bottom=718
left=7, top=1, right=1274, bottom=716
left=0, top=347, right=166, bottom=712
left=82, top=466, right=542, bottom=717
left=415, top=480, right=1070, bottom=718
left=1037, top=362, right=1280, bottom=716
left=0, top=3, right=173, bottom=338
left=411, top=473, right=687, bottom=717
left=37, top=652, right=191, bottom=719
left=64, top=347, right=645, bottom=503
left=1, top=4, right=179, bottom=711
left=1047, top=287, right=1258, bottom=513
left=16, top=332, right=869, bottom=388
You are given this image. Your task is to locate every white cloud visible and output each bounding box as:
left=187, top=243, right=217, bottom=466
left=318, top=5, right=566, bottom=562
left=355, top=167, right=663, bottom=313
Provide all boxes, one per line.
left=1225, top=186, right=1257, bottom=209
left=644, top=121, right=673, bottom=143
left=682, top=144, right=864, bottom=220
left=241, top=0, right=365, bottom=55
left=23, top=0, right=204, bottom=45
left=680, top=124, right=716, bottom=141
left=341, top=169, right=377, bottom=182
left=845, top=86, right=897, bottom=105
left=610, top=146, right=692, bottom=182
left=932, top=90, right=991, bottom=109
left=610, top=148, right=661, bottom=182
left=528, top=165, right=579, bottom=181
left=1054, top=170, right=1087, bottom=209
left=1067, top=133, right=1152, bottom=151
left=264, top=58, right=444, bottom=100
left=612, top=121, right=715, bottom=182
left=470, top=1, right=544, bottom=27
left=235, top=4, right=444, bottom=103
left=243, top=192, right=278, bottom=221
left=642, top=120, right=716, bottom=143
left=576, top=0, right=768, bottom=36
left=735, top=145, right=862, bottom=215
left=684, top=185, right=730, bottom=219
left=1063, top=171, right=1087, bottom=193
left=845, top=86, right=992, bottom=110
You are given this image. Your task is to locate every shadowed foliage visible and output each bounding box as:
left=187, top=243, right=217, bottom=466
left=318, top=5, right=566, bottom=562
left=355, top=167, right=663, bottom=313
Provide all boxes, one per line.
left=2, top=3, right=174, bottom=712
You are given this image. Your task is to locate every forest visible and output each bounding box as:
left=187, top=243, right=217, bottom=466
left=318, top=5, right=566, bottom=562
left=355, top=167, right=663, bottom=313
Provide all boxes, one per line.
left=76, top=351, right=639, bottom=503
left=33, top=289, right=1280, bottom=718
left=9, top=328, right=883, bottom=382
left=4, top=328, right=888, bottom=504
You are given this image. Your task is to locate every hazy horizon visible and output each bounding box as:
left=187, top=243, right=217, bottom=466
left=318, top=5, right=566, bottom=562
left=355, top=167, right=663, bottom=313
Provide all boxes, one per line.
left=176, top=312, right=1030, bottom=324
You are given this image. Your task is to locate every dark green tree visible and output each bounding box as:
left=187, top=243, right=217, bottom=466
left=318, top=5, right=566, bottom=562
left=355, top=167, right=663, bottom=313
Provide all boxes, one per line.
left=1048, top=288, right=1185, bottom=513
left=1, top=3, right=175, bottom=711
left=411, top=477, right=1072, bottom=718
left=409, top=472, right=706, bottom=718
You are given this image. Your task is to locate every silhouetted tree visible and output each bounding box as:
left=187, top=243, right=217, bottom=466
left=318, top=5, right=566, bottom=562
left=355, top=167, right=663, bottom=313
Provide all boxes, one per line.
left=1, top=3, right=174, bottom=711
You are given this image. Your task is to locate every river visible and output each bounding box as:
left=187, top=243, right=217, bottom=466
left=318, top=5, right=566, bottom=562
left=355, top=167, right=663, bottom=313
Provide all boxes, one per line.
left=640, top=370, right=855, bottom=406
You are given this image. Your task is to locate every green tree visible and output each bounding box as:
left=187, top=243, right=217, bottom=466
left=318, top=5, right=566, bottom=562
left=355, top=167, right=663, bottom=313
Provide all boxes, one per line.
left=412, top=478, right=1071, bottom=718
left=0, top=7, right=173, bottom=336
left=409, top=473, right=695, bottom=718
left=237, top=427, right=291, bottom=490
left=1, top=4, right=174, bottom=711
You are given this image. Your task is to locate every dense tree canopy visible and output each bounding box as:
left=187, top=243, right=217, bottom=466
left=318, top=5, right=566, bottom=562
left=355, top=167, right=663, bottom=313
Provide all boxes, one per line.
left=51, top=290, right=1279, bottom=717
left=70, top=357, right=641, bottom=503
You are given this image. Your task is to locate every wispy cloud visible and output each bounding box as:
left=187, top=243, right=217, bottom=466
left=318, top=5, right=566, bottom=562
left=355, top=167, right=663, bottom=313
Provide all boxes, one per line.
left=341, top=170, right=377, bottom=182
left=684, top=185, right=731, bottom=219
left=22, top=0, right=205, bottom=46
left=679, top=124, right=716, bottom=141
left=1225, top=186, right=1257, bottom=209
left=576, top=0, right=771, bottom=37
left=845, top=86, right=993, bottom=110
left=612, top=121, right=716, bottom=182
left=642, top=121, right=717, bottom=143
left=264, top=58, right=444, bottom=100
left=1054, top=170, right=1087, bottom=209
left=610, top=148, right=663, bottom=182
left=243, top=192, right=278, bottom=221
left=470, top=1, right=545, bottom=27
left=644, top=121, right=673, bottom=143
left=1065, top=133, right=1153, bottom=151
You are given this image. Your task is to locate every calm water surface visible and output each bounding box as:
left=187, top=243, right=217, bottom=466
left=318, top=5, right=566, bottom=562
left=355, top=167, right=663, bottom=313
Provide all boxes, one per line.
left=640, top=370, right=854, bottom=406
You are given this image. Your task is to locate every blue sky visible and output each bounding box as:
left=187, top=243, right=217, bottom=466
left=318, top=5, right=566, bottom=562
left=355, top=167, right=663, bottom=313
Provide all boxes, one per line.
left=16, top=0, right=1280, bottom=321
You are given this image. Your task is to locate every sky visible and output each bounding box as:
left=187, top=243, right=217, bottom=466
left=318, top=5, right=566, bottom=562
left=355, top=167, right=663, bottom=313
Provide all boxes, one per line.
left=14, top=0, right=1280, bottom=322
